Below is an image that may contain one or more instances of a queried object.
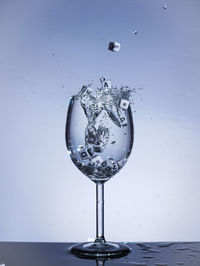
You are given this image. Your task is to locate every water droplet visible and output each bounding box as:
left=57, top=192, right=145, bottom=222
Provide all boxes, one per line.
left=133, top=30, right=138, bottom=35
left=163, top=5, right=167, bottom=10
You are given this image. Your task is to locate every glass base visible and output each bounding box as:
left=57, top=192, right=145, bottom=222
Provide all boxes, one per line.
left=70, top=241, right=131, bottom=258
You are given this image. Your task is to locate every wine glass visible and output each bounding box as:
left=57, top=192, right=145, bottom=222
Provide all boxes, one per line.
left=65, top=81, right=134, bottom=258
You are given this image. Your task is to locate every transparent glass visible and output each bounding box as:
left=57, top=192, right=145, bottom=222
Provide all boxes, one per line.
left=65, top=95, right=134, bottom=258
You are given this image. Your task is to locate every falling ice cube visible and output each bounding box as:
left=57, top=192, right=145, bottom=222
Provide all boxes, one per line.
left=102, top=158, right=113, bottom=171
left=87, top=146, right=94, bottom=157
left=80, top=85, right=87, bottom=94
left=105, top=165, right=113, bottom=172
left=86, top=86, right=92, bottom=94
left=120, top=99, right=129, bottom=110
left=88, top=161, right=95, bottom=167
left=101, top=159, right=117, bottom=174
left=96, top=126, right=109, bottom=147
left=91, top=155, right=103, bottom=165
left=118, top=113, right=128, bottom=127
left=80, top=85, right=92, bottom=95
left=77, top=146, right=89, bottom=160
left=103, top=80, right=112, bottom=89
left=81, top=93, right=103, bottom=122
left=106, top=108, right=121, bottom=128
left=101, top=160, right=108, bottom=168
left=100, top=77, right=105, bottom=83
left=93, top=143, right=103, bottom=153
left=79, top=150, right=89, bottom=160
left=108, top=42, right=121, bottom=52
left=85, top=125, right=97, bottom=145
left=100, top=77, right=112, bottom=90
left=117, top=108, right=128, bottom=127
left=80, top=94, right=92, bottom=111
left=107, top=157, right=118, bottom=170
left=112, top=162, right=119, bottom=171
left=120, top=86, right=132, bottom=100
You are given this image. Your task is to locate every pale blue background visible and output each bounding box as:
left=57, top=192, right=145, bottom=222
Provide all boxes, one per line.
left=0, top=0, right=200, bottom=242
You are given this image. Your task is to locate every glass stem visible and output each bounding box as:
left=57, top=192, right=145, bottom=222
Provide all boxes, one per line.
left=95, top=183, right=106, bottom=244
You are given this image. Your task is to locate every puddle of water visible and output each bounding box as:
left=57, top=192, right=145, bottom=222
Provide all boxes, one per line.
left=176, top=247, right=191, bottom=251
left=158, top=242, right=175, bottom=248
left=189, top=248, right=200, bottom=253
left=125, top=263, right=146, bottom=266
left=146, top=248, right=160, bottom=253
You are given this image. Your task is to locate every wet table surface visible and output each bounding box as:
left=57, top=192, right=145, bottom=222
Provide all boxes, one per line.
left=0, top=242, right=200, bottom=266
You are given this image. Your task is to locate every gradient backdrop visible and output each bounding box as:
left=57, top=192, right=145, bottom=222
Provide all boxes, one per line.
left=0, top=0, right=200, bottom=242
